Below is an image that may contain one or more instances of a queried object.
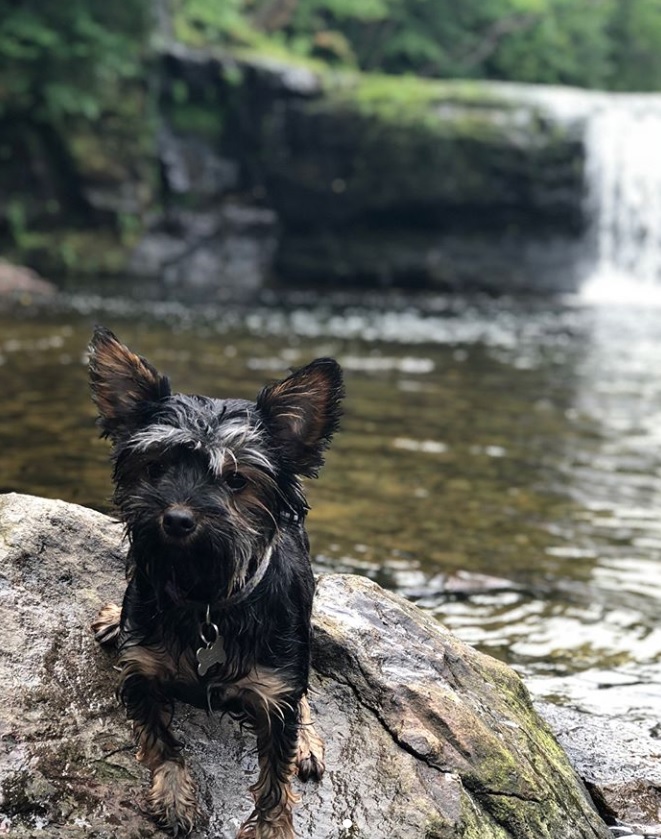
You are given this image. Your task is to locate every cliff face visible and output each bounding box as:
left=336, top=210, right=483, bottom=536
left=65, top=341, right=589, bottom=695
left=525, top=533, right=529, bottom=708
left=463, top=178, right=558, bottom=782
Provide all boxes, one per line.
left=0, top=44, right=589, bottom=294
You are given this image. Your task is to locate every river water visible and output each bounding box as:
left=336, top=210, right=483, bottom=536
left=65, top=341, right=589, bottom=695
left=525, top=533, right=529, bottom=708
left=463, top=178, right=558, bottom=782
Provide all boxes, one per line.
left=2, top=289, right=661, bottom=720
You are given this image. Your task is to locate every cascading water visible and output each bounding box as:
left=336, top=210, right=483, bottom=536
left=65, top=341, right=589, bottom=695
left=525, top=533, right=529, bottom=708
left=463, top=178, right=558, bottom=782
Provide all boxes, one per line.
left=485, top=83, right=661, bottom=301
left=582, top=94, right=661, bottom=302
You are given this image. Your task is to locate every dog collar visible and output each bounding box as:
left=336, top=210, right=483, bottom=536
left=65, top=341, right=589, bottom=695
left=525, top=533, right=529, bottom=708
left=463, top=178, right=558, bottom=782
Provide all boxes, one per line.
left=222, top=542, right=273, bottom=608
left=195, top=545, right=273, bottom=677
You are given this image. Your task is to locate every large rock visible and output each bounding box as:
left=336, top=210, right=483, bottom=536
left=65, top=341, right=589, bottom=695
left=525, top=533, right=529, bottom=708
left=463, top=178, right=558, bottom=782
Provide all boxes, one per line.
left=1, top=41, right=592, bottom=293
left=0, top=493, right=609, bottom=838
left=158, top=47, right=589, bottom=293
left=538, top=699, right=661, bottom=835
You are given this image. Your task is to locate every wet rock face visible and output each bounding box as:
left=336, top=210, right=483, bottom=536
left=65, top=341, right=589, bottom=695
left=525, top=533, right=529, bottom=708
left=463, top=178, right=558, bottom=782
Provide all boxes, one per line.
left=0, top=493, right=609, bottom=838
left=539, top=702, right=661, bottom=836
left=158, top=47, right=588, bottom=294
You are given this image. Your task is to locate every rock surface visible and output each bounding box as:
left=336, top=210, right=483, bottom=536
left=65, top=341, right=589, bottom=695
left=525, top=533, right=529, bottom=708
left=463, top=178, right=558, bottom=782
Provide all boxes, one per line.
left=161, top=47, right=588, bottom=293
left=1, top=40, right=593, bottom=294
left=0, top=261, right=56, bottom=297
left=538, top=701, right=661, bottom=836
left=0, top=493, right=610, bottom=838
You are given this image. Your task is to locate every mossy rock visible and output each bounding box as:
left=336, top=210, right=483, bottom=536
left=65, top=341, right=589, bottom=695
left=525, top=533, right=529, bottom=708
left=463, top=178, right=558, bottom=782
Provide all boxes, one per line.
left=245, top=70, right=585, bottom=233
left=0, top=493, right=609, bottom=838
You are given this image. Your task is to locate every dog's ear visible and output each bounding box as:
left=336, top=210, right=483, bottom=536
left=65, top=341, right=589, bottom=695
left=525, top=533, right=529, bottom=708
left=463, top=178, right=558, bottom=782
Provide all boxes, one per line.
left=89, top=326, right=171, bottom=440
left=256, top=358, right=344, bottom=477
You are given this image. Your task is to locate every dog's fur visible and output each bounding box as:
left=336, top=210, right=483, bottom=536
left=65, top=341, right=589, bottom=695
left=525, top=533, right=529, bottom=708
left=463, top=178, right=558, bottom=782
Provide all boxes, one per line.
left=89, top=327, right=343, bottom=838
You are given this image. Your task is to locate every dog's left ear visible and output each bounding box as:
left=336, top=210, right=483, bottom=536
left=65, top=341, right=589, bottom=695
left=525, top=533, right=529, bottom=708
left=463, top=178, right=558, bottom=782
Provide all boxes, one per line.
left=257, top=358, right=344, bottom=477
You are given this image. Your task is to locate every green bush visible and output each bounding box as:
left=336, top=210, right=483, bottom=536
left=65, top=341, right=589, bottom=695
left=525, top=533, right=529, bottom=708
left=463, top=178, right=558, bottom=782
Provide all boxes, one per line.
left=0, top=0, right=149, bottom=124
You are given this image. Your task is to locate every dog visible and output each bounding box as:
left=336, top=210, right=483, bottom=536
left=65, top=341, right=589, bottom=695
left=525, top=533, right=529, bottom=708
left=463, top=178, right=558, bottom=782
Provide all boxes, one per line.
left=88, top=326, right=343, bottom=838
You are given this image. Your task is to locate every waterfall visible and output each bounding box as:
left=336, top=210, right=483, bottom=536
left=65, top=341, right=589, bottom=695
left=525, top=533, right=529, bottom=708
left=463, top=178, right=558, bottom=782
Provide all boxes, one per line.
left=582, top=95, right=661, bottom=302
left=484, top=84, right=661, bottom=301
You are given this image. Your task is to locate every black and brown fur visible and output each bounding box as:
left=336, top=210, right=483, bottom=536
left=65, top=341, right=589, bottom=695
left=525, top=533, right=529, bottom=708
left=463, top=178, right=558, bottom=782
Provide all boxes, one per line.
left=89, top=327, right=343, bottom=838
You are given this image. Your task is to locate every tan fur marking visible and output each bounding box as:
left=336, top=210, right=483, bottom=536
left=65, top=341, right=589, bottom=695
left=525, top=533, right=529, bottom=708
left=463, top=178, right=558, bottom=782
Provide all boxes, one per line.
left=261, top=370, right=333, bottom=446
left=296, top=695, right=325, bottom=781
left=236, top=807, right=295, bottom=839
left=135, top=719, right=174, bottom=769
left=226, top=668, right=299, bottom=839
left=91, top=333, right=165, bottom=421
left=91, top=602, right=122, bottom=647
left=119, top=644, right=178, bottom=681
left=147, top=760, right=198, bottom=835
left=223, top=668, right=294, bottom=719
left=118, top=644, right=199, bottom=693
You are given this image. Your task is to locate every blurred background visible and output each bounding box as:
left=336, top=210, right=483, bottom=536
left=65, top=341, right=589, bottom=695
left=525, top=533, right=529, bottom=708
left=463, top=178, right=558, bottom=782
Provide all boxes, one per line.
left=2, top=0, right=661, bottom=729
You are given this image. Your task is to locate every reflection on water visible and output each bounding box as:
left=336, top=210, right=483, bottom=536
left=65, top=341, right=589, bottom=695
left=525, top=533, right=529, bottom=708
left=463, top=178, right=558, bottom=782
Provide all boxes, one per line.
left=2, top=292, right=661, bottom=714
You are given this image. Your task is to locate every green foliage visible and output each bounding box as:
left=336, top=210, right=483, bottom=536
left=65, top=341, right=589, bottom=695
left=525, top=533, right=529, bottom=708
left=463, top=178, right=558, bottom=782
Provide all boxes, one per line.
left=488, top=0, right=615, bottom=88
left=172, top=0, right=661, bottom=90
left=608, top=0, right=661, bottom=91
left=0, top=1, right=149, bottom=123
left=172, top=0, right=246, bottom=45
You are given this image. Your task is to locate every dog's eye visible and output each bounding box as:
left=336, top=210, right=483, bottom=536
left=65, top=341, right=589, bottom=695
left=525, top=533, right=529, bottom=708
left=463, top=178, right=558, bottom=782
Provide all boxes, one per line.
left=147, top=460, right=167, bottom=480
left=224, top=472, right=247, bottom=492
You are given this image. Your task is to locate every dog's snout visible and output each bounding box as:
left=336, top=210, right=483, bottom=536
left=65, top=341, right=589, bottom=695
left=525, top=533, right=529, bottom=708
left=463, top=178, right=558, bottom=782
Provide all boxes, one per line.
left=162, top=506, right=197, bottom=539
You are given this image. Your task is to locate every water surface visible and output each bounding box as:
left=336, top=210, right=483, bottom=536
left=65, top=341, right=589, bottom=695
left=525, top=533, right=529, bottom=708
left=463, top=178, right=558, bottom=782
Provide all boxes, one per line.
left=2, top=291, right=661, bottom=717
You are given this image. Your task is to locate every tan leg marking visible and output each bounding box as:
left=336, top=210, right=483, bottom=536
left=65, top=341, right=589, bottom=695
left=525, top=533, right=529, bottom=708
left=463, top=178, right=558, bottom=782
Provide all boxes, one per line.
left=147, top=760, right=198, bottom=836
left=296, top=694, right=325, bottom=782
left=91, top=601, right=122, bottom=646
left=118, top=645, right=199, bottom=835
left=227, top=669, right=299, bottom=839
left=236, top=806, right=295, bottom=839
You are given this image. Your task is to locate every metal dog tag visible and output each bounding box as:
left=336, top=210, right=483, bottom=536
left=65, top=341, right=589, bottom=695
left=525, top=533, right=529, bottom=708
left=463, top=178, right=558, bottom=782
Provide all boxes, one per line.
left=196, top=636, right=226, bottom=676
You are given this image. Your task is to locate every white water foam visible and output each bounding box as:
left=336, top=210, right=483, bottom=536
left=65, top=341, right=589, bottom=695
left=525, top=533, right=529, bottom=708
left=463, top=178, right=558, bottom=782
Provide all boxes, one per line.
left=582, top=94, right=661, bottom=305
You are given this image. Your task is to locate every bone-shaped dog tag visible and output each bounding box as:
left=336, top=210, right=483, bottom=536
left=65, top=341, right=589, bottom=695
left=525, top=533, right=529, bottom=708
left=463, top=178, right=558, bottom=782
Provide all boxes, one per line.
left=196, top=636, right=226, bottom=676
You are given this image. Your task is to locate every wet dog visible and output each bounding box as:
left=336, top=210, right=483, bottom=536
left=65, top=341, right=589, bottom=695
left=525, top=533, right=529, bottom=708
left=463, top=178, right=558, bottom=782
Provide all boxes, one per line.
left=89, top=327, right=343, bottom=838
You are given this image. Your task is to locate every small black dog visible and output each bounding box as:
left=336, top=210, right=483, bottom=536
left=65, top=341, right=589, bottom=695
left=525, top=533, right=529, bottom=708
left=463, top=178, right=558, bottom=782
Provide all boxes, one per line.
left=89, top=327, right=343, bottom=838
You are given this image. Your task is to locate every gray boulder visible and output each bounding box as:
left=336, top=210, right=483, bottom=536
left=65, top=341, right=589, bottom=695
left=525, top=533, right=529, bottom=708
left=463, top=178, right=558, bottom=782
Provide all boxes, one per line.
left=539, top=700, right=661, bottom=836
left=0, top=493, right=609, bottom=838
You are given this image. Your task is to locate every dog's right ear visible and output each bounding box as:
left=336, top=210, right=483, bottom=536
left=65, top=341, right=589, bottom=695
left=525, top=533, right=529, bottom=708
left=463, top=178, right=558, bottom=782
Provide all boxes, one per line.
left=89, top=326, right=171, bottom=440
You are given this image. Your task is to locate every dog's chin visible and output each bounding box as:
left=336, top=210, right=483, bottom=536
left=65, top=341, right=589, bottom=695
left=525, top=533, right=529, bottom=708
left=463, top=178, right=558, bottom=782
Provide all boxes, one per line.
left=159, top=537, right=237, bottom=605
left=161, top=531, right=197, bottom=549
left=162, top=560, right=220, bottom=606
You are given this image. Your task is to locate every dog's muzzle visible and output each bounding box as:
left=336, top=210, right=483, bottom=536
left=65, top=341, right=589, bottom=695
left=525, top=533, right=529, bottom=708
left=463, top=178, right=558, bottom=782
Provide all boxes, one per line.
left=161, top=505, right=197, bottom=540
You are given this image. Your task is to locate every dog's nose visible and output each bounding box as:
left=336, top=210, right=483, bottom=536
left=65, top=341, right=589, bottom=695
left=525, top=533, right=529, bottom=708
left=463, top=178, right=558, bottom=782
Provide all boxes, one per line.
left=162, top=507, right=197, bottom=539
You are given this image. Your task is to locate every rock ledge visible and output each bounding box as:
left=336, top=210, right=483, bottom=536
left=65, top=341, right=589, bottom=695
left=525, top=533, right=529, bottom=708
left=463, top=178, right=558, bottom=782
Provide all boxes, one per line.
left=0, top=493, right=608, bottom=838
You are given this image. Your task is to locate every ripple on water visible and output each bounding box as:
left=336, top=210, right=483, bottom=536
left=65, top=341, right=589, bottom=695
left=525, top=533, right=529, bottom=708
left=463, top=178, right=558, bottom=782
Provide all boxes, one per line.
left=3, top=293, right=661, bottom=704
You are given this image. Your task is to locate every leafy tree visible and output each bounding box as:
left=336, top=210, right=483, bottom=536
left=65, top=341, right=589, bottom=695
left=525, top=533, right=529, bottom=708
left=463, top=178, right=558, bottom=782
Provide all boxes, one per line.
left=0, top=0, right=151, bottom=240
left=0, top=1, right=149, bottom=123
left=608, top=0, right=661, bottom=90
left=487, top=0, right=615, bottom=88
left=238, top=0, right=661, bottom=90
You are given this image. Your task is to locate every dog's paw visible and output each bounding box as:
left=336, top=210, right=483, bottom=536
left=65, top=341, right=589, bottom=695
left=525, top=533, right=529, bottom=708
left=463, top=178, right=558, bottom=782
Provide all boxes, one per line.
left=147, top=760, right=198, bottom=836
left=296, top=723, right=325, bottom=782
left=236, top=809, right=295, bottom=839
left=91, top=602, right=122, bottom=647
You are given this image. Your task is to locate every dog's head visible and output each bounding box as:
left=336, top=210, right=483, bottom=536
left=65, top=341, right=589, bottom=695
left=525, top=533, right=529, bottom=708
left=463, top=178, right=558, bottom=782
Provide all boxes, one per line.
left=89, top=326, right=343, bottom=601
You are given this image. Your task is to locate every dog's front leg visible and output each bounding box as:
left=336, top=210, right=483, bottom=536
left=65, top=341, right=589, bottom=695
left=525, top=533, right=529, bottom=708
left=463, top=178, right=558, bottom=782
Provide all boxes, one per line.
left=120, top=648, right=199, bottom=836
left=91, top=601, right=122, bottom=647
left=295, top=694, right=325, bottom=782
left=234, top=673, right=300, bottom=839
left=241, top=703, right=299, bottom=839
